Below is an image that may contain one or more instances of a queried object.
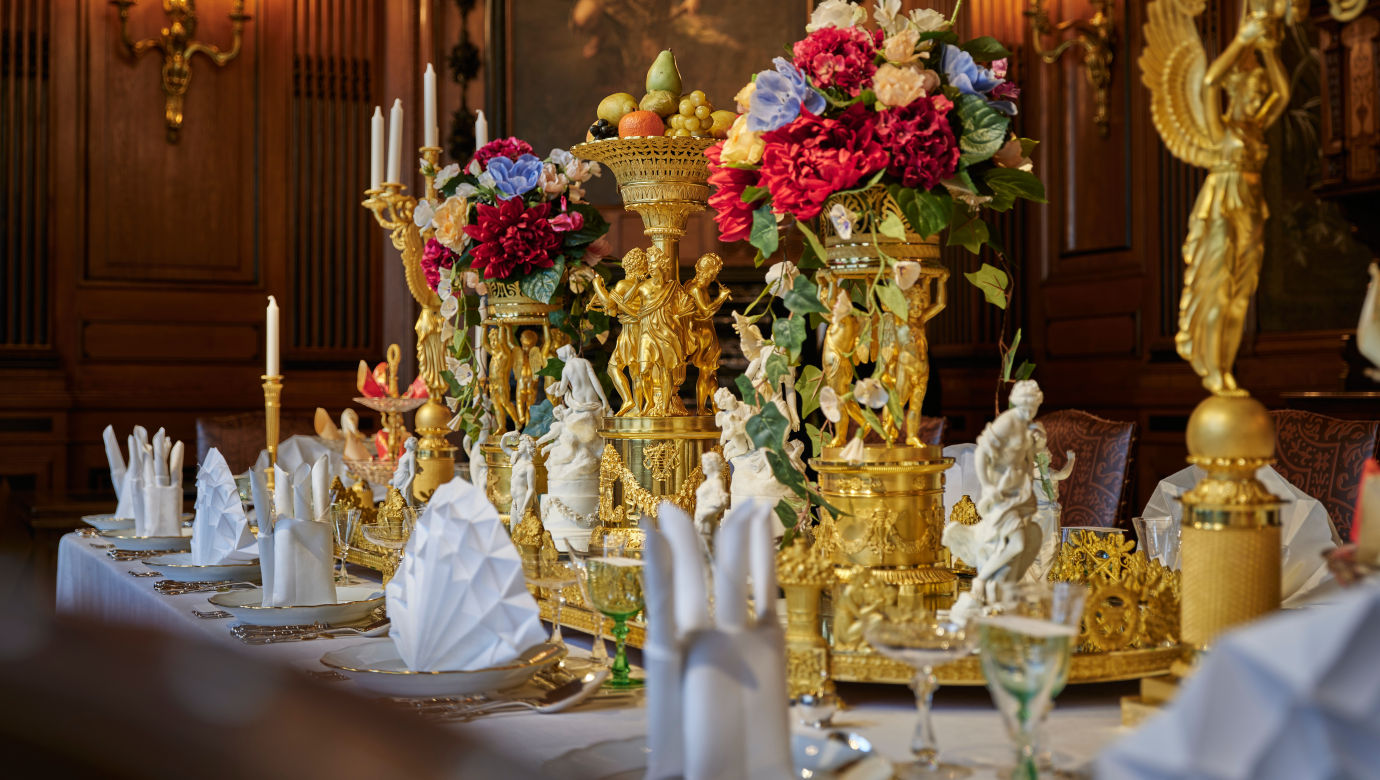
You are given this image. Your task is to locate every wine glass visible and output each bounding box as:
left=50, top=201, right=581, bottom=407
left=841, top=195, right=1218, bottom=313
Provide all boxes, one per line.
left=566, top=539, right=611, bottom=668
left=329, top=504, right=363, bottom=584
left=526, top=559, right=581, bottom=650
left=360, top=507, right=417, bottom=583
left=580, top=543, right=644, bottom=689
left=865, top=616, right=975, bottom=778
left=978, top=581, right=1087, bottom=780
left=1133, top=515, right=1180, bottom=570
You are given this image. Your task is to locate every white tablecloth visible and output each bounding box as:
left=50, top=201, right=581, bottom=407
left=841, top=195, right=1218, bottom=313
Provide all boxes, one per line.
left=56, top=532, right=1132, bottom=776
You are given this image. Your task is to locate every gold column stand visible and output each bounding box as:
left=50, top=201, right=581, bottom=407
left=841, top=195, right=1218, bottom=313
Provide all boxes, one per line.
left=598, top=414, right=721, bottom=527
left=261, top=374, right=282, bottom=492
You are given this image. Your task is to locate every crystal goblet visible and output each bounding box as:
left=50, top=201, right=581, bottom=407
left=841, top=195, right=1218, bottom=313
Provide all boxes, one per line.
left=1133, top=515, right=1180, bottom=570
left=329, top=504, right=364, bottom=584
left=565, top=539, right=611, bottom=667
left=526, top=561, right=580, bottom=649
left=580, top=545, right=644, bottom=689
left=865, top=616, right=975, bottom=778
left=360, top=507, right=417, bottom=583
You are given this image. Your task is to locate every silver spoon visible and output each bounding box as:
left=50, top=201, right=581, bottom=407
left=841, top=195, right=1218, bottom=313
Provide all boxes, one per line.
left=429, top=667, right=613, bottom=721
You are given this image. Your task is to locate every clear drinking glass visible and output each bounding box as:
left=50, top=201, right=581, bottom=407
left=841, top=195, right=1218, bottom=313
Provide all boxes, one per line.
left=329, top=504, right=363, bottom=584
left=581, top=545, right=644, bottom=690
left=978, top=581, right=1087, bottom=780
left=526, top=561, right=580, bottom=649
left=1133, top=515, right=1180, bottom=570
left=865, top=616, right=975, bottom=778
left=566, top=539, right=611, bottom=667
left=360, top=507, right=417, bottom=583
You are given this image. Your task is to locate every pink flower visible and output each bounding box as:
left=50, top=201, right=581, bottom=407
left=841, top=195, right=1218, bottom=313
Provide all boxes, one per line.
left=539, top=162, right=569, bottom=196
left=583, top=235, right=613, bottom=265
left=421, top=238, right=457, bottom=291
left=792, top=25, right=877, bottom=97
left=548, top=209, right=585, bottom=233
left=705, top=140, right=763, bottom=243
left=462, top=197, right=561, bottom=280
left=473, top=137, right=534, bottom=169
left=757, top=104, right=888, bottom=221
left=874, top=95, right=959, bottom=191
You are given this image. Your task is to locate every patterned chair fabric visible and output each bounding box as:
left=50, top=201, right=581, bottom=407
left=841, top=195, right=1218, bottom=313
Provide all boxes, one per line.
left=1037, top=409, right=1137, bottom=529
left=917, top=415, right=946, bottom=446
left=1270, top=410, right=1379, bottom=540
left=196, top=411, right=315, bottom=474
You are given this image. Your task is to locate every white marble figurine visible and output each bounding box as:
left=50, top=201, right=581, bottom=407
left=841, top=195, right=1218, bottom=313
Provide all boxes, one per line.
left=550, top=344, right=611, bottom=415
left=1024, top=421, right=1075, bottom=584
left=945, top=380, right=1046, bottom=620
left=504, top=433, right=537, bottom=525
left=693, top=451, right=728, bottom=548
left=714, top=387, right=752, bottom=463
left=390, top=437, right=418, bottom=500
left=462, top=411, right=493, bottom=489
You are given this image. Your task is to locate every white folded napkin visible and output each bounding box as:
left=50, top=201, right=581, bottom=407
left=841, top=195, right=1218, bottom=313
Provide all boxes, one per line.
left=190, top=448, right=255, bottom=565
left=114, top=432, right=143, bottom=520
left=385, top=477, right=546, bottom=672
left=1143, top=465, right=1339, bottom=605
left=253, top=434, right=351, bottom=488
left=942, top=442, right=979, bottom=518
left=1097, top=584, right=1380, bottom=779
left=136, top=432, right=185, bottom=538
left=102, top=425, right=126, bottom=500
left=645, top=498, right=792, bottom=780
left=257, top=462, right=336, bottom=606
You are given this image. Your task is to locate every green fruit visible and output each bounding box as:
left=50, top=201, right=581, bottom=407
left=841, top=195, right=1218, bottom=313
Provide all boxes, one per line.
left=639, top=89, right=678, bottom=118
left=597, top=92, right=639, bottom=124
left=645, top=49, right=683, bottom=96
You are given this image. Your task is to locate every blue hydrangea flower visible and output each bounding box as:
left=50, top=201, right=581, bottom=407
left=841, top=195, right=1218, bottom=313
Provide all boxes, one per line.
left=941, top=45, right=1004, bottom=96
left=486, top=154, right=543, bottom=199
left=747, top=57, right=828, bottom=133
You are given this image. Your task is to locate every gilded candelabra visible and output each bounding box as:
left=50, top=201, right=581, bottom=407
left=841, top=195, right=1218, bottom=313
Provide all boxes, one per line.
left=1141, top=0, right=1307, bottom=653
left=1027, top=0, right=1117, bottom=137
left=261, top=374, right=281, bottom=492
left=110, top=0, right=251, bottom=142
left=362, top=146, right=456, bottom=502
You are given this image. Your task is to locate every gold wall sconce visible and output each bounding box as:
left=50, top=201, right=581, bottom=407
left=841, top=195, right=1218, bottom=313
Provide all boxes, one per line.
left=1027, top=0, right=1117, bottom=137
left=111, top=0, right=252, bottom=143
left=1331, top=0, right=1369, bottom=22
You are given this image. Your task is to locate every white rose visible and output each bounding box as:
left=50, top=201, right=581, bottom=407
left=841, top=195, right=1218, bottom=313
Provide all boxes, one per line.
left=765, top=261, right=799, bottom=297
left=874, top=0, right=905, bottom=34
left=454, top=182, right=479, bottom=199
left=853, top=377, right=889, bottom=409
left=439, top=295, right=459, bottom=319
left=434, top=163, right=461, bottom=190
left=909, top=8, right=949, bottom=33
left=414, top=199, right=435, bottom=229
left=807, top=0, right=865, bottom=32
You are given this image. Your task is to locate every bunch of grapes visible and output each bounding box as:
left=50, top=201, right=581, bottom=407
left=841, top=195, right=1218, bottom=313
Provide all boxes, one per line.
left=665, top=90, right=714, bottom=138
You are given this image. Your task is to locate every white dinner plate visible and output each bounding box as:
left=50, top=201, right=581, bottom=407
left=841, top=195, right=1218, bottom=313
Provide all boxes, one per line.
left=82, top=514, right=135, bottom=532
left=141, top=552, right=261, bottom=583
left=99, top=527, right=193, bottom=552
left=207, top=585, right=384, bottom=627
left=542, top=732, right=876, bottom=779
left=319, top=639, right=564, bottom=698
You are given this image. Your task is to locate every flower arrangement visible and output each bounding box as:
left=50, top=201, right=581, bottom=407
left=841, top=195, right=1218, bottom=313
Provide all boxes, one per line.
left=414, top=137, right=617, bottom=442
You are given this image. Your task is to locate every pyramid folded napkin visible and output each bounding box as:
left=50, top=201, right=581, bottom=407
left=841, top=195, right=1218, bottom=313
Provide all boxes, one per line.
left=1096, top=584, right=1380, bottom=779
left=1143, top=464, right=1338, bottom=605
left=190, top=448, right=255, bottom=565
left=385, top=477, right=546, bottom=672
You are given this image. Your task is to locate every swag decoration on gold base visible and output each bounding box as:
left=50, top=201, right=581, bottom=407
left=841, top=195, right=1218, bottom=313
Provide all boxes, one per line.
left=570, top=136, right=730, bottom=527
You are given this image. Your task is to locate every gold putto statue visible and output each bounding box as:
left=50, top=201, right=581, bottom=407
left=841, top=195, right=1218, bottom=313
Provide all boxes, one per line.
left=1142, top=0, right=1305, bottom=396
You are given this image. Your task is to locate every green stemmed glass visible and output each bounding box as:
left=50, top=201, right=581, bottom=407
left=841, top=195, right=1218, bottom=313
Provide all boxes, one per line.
left=581, top=545, right=644, bottom=689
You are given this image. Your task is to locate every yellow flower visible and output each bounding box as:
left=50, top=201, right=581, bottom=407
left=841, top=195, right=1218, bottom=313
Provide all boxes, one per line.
left=734, top=81, right=757, bottom=113
left=432, top=196, right=469, bottom=252
left=872, top=63, right=928, bottom=109
left=882, top=27, right=920, bottom=65
left=721, top=114, right=765, bottom=165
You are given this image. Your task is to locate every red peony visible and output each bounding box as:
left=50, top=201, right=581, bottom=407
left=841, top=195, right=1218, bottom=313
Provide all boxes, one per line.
left=473, top=136, right=534, bottom=169
left=705, top=141, right=762, bottom=243
left=757, top=104, right=888, bottom=221
left=421, top=238, right=457, bottom=291
left=874, top=95, right=960, bottom=191
left=792, top=26, right=877, bottom=97
left=463, top=197, right=561, bottom=280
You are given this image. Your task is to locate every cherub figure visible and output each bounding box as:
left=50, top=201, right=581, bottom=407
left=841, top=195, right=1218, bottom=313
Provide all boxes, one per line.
left=590, top=248, right=647, bottom=414
left=899, top=266, right=948, bottom=446
left=680, top=252, right=731, bottom=413
left=820, top=286, right=866, bottom=447
left=513, top=330, right=541, bottom=429
left=486, top=327, right=517, bottom=433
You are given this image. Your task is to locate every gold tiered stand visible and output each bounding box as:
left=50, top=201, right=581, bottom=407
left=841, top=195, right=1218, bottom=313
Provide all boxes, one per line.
left=361, top=147, right=456, bottom=502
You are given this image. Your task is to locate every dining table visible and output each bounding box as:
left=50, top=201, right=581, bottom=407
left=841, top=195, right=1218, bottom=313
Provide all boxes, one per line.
left=56, top=531, right=1137, bottom=777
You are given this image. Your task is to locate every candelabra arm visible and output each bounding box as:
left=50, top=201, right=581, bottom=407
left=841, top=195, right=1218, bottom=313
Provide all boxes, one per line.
left=1026, top=0, right=1117, bottom=137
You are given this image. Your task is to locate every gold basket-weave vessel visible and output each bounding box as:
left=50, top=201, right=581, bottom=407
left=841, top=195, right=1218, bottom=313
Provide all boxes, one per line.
left=570, top=136, right=715, bottom=208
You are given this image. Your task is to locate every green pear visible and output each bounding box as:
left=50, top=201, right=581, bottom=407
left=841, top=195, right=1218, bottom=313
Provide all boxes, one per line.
left=645, top=49, right=683, bottom=97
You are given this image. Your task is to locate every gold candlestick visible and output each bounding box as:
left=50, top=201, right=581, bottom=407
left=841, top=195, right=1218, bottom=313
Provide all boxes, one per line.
left=362, top=145, right=456, bottom=502
left=262, top=374, right=282, bottom=492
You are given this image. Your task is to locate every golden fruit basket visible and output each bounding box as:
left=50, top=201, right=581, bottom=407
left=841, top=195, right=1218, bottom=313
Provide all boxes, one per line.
left=569, top=136, right=715, bottom=209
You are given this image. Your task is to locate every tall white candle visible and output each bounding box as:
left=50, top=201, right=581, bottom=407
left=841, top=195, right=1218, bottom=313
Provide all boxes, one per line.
left=475, top=109, right=488, bottom=149
left=370, top=105, right=384, bottom=189
left=386, top=98, right=404, bottom=183
left=423, top=63, right=438, bottom=148
left=266, top=295, right=280, bottom=376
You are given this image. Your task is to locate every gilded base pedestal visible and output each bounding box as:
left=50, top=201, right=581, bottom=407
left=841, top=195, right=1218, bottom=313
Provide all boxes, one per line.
left=597, top=414, right=720, bottom=525
left=481, top=441, right=547, bottom=527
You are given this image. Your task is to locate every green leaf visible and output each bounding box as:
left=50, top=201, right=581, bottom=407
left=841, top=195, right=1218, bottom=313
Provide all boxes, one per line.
left=805, top=422, right=823, bottom=459
left=741, top=185, right=770, bottom=205
left=522, top=399, right=555, bottom=438
left=750, top=203, right=780, bottom=258
left=519, top=258, right=566, bottom=303
left=799, top=365, right=824, bottom=419
left=764, top=352, right=791, bottom=388
left=947, top=207, right=989, bottom=254
left=903, top=190, right=953, bottom=238
left=886, top=391, right=904, bottom=432
left=562, top=203, right=610, bottom=248
left=537, top=355, right=565, bottom=380
left=964, top=262, right=1009, bottom=308
left=772, top=316, right=807, bottom=362
left=960, top=35, right=1012, bottom=61
left=858, top=406, right=886, bottom=438
left=955, top=93, right=1009, bottom=164
left=1013, top=360, right=1036, bottom=381
left=1019, top=137, right=1039, bottom=158
left=735, top=374, right=761, bottom=408
left=877, top=211, right=907, bottom=241
left=763, top=449, right=808, bottom=497
left=796, top=222, right=828, bottom=269
left=984, top=167, right=1047, bottom=205
left=774, top=499, right=798, bottom=529
left=783, top=274, right=830, bottom=316
left=875, top=283, right=909, bottom=320
left=747, top=404, right=791, bottom=450
left=1001, top=328, right=1023, bottom=381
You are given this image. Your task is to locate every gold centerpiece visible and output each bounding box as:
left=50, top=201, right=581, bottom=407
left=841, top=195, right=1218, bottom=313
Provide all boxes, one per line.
left=570, top=136, right=729, bottom=525
left=361, top=146, right=456, bottom=502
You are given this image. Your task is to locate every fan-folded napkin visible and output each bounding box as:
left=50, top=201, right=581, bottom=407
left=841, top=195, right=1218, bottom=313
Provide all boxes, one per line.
left=385, top=477, right=546, bottom=672
left=136, top=427, right=184, bottom=538
left=190, top=448, right=255, bottom=565
left=255, top=463, right=336, bottom=607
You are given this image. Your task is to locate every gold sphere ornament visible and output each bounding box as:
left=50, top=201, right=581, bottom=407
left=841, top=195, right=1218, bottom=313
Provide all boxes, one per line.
left=1185, top=394, right=1275, bottom=462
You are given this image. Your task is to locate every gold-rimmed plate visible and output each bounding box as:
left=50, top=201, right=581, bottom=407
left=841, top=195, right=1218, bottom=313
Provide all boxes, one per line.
left=82, top=514, right=136, bottom=532
left=99, top=527, right=193, bottom=552
left=208, top=585, right=384, bottom=627
left=141, top=552, right=261, bottom=584
left=319, top=639, right=565, bottom=698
